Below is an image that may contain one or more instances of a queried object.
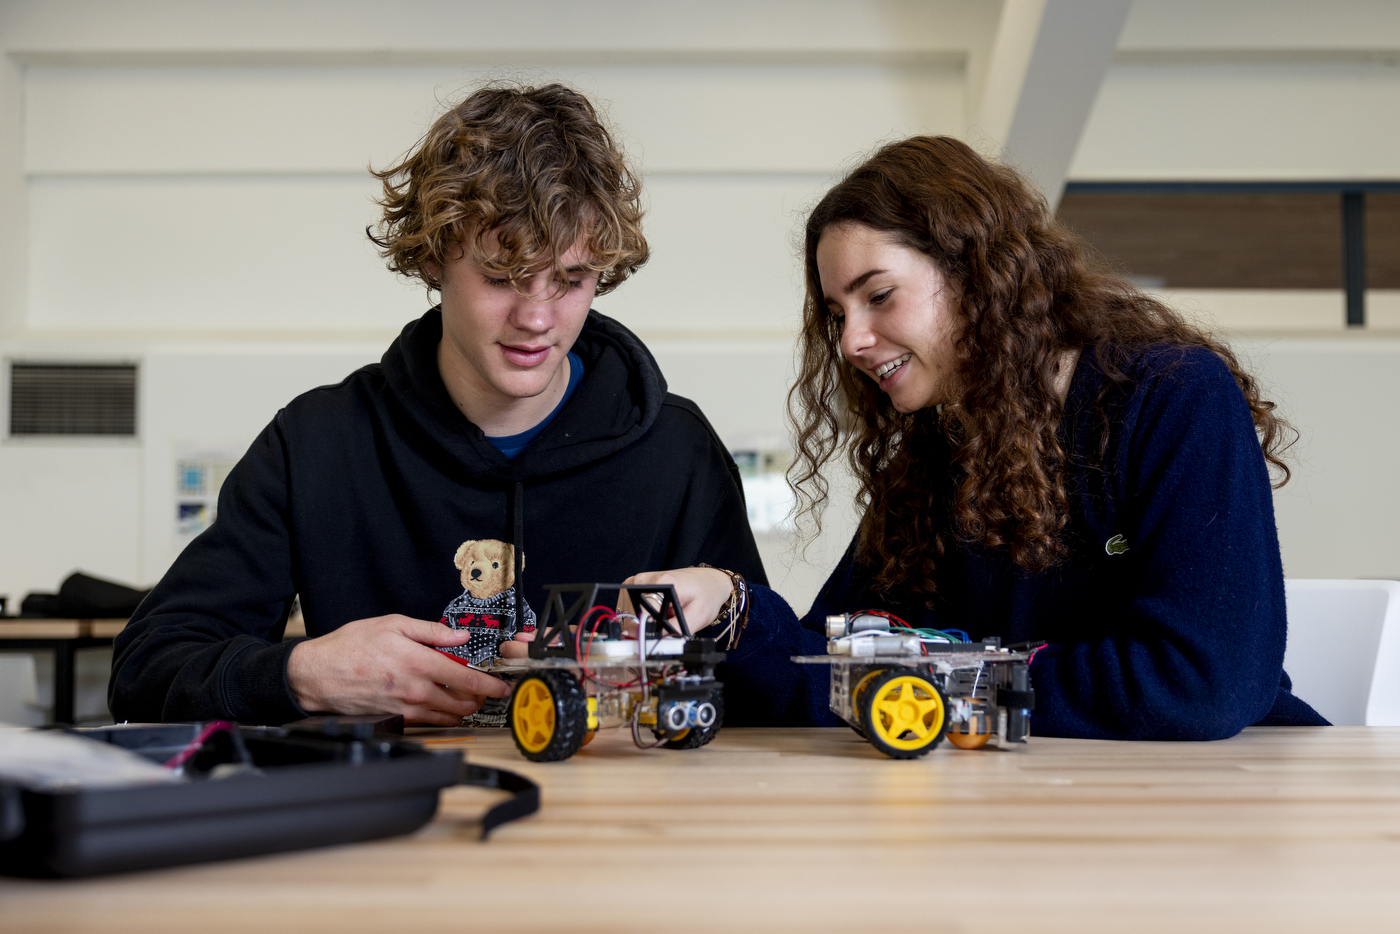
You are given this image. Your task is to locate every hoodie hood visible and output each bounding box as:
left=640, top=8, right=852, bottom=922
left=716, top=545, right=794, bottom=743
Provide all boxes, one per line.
left=379, top=307, right=668, bottom=483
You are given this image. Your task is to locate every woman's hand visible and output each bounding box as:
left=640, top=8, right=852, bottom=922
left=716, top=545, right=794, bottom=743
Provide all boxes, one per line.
left=620, top=567, right=733, bottom=635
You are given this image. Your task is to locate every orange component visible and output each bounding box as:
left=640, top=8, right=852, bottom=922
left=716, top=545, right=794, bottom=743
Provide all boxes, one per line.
left=946, top=730, right=992, bottom=749
left=580, top=729, right=597, bottom=747
left=947, top=705, right=994, bottom=749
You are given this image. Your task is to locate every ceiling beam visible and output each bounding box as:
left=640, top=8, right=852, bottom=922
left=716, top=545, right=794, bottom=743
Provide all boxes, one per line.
left=975, top=0, right=1132, bottom=208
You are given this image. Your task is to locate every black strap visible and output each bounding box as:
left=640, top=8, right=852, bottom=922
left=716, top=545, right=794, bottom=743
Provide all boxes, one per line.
left=459, top=762, right=540, bottom=839
left=996, top=688, right=1036, bottom=710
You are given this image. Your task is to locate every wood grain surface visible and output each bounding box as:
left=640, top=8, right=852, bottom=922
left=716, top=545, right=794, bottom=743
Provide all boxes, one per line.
left=0, top=620, right=85, bottom=639
left=4, top=726, right=1400, bottom=933
left=1056, top=192, right=1344, bottom=289
left=0, top=619, right=127, bottom=639
left=87, top=620, right=129, bottom=639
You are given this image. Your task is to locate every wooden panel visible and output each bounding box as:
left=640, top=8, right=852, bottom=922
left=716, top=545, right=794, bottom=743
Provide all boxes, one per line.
left=0, top=619, right=128, bottom=638
left=1057, top=192, right=1342, bottom=289
left=1367, top=193, right=1400, bottom=288
left=2, top=727, right=1399, bottom=933
left=88, top=619, right=129, bottom=638
left=0, top=619, right=83, bottom=638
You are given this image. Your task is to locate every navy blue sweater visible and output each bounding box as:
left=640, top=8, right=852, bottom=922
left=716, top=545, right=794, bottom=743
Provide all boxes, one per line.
left=720, top=345, right=1327, bottom=738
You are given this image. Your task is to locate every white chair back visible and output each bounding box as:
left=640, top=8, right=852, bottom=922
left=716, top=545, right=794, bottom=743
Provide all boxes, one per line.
left=1284, top=579, right=1400, bottom=726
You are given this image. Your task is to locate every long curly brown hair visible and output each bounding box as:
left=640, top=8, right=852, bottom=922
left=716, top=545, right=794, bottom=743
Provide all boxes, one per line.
left=368, top=81, right=648, bottom=295
left=789, top=136, right=1294, bottom=605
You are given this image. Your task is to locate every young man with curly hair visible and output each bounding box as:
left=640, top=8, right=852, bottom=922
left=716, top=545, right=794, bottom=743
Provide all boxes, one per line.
left=110, top=84, right=765, bottom=726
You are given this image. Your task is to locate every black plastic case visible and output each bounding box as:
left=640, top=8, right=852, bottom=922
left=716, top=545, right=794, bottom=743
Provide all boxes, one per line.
left=1, top=722, right=483, bottom=878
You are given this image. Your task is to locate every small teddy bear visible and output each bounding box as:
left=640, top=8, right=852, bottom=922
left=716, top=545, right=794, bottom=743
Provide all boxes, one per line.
left=436, top=538, right=537, bottom=669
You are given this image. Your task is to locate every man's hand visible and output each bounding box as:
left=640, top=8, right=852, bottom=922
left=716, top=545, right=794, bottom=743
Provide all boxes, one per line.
left=500, top=631, right=534, bottom=659
left=620, top=567, right=733, bottom=635
left=286, top=615, right=512, bottom=726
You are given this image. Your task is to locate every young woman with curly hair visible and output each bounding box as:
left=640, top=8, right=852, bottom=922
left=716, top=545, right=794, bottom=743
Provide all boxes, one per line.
left=636, top=135, right=1326, bottom=739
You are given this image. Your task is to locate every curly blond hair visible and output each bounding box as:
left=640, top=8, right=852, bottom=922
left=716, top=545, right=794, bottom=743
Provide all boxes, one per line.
left=368, top=82, right=648, bottom=294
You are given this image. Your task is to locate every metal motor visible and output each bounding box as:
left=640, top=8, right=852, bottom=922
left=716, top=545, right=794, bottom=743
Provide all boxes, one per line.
left=824, top=612, right=893, bottom=638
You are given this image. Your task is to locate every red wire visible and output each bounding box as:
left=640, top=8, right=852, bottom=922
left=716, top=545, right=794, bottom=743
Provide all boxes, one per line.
left=859, top=609, right=912, bottom=629
left=576, top=605, right=640, bottom=688
left=163, top=720, right=235, bottom=770
left=575, top=605, right=609, bottom=682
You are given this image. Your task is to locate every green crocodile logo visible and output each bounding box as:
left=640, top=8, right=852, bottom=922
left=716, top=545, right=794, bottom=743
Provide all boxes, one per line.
left=1105, top=534, right=1129, bottom=555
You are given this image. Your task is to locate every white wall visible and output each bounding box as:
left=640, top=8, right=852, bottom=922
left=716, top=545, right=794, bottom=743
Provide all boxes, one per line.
left=1242, top=336, right=1400, bottom=581
left=20, top=59, right=965, bottom=335
left=0, top=52, right=25, bottom=338
left=1119, top=0, right=1400, bottom=51
left=1076, top=0, right=1400, bottom=180
left=0, top=1, right=986, bottom=613
left=1072, top=61, right=1400, bottom=181
left=0, top=442, right=142, bottom=590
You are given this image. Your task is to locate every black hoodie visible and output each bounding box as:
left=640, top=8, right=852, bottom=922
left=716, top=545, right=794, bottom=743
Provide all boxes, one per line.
left=110, top=308, right=766, bottom=724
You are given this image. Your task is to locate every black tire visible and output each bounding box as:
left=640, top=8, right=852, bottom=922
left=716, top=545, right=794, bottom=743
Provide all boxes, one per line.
left=858, top=668, right=948, bottom=760
left=848, top=669, right=882, bottom=740
left=509, top=669, right=589, bottom=762
left=657, top=686, right=724, bottom=750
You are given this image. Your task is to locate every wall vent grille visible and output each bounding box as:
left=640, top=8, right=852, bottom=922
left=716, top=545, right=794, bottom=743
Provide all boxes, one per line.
left=9, top=363, right=138, bottom=436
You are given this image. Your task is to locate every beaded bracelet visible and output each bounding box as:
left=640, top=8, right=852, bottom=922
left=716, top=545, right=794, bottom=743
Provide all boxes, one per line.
left=696, top=563, right=750, bottom=651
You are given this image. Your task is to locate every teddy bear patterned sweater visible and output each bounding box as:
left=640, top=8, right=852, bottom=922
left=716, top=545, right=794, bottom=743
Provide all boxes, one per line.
left=438, top=588, right=538, bottom=667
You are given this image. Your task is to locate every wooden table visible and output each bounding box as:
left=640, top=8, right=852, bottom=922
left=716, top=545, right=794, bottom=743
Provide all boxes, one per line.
left=3, top=726, right=1400, bottom=933
left=0, top=619, right=127, bottom=725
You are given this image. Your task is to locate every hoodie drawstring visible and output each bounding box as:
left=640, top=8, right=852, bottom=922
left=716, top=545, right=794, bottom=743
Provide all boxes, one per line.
left=512, top=480, right=525, bottom=635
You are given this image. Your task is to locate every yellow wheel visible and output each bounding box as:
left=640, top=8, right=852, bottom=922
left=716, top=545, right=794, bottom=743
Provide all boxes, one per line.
left=946, top=702, right=994, bottom=749
left=859, top=670, right=948, bottom=759
left=512, top=680, right=555, bottom=753
left=848, top=669, right=884, bottom=738
left=509, top=669, right=588, bottom=762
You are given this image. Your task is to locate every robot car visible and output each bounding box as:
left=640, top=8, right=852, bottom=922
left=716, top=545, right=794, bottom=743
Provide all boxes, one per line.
left=479, top=583, right=726, bottom=763
left=793, top=611, right=1039, bottom=759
